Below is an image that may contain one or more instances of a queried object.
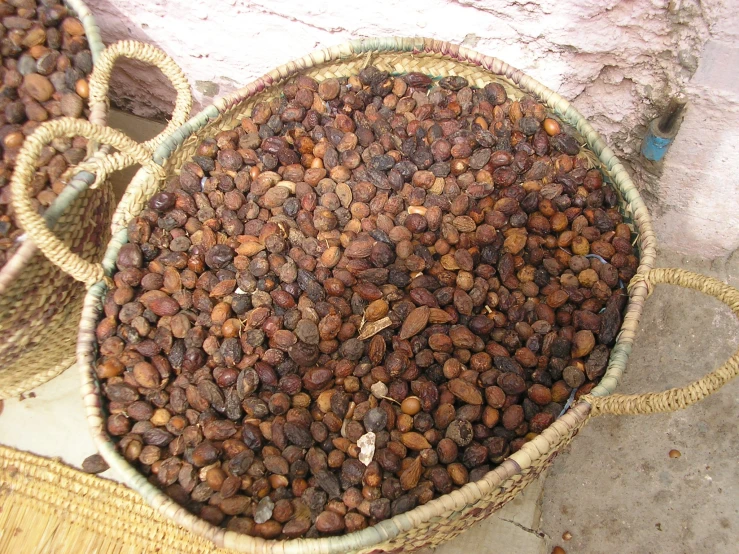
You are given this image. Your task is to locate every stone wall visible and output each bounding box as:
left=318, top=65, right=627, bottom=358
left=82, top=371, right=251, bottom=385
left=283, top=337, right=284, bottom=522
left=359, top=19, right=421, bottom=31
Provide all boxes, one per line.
left=89, top=0, right=739, bottom=258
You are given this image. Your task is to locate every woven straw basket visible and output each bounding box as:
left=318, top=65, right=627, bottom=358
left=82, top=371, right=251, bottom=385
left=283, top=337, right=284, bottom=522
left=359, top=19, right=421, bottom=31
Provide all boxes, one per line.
left=11, top=37, right=739, bottom=553
left=0, top=0, right=106, bottom=399
left=0, top=3, right=193, bottom=400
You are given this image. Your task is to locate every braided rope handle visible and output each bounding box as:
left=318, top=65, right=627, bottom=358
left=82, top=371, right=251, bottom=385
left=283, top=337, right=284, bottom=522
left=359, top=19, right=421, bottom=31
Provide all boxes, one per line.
left=63, top=40, right=193, bottom=185
left=583, top=268, right=739, bottom=416
left=10, top=40, right=191, bottom=285
left=87, top=40, right=192, bottom=151
left=10, top=118, right=166, bottom=286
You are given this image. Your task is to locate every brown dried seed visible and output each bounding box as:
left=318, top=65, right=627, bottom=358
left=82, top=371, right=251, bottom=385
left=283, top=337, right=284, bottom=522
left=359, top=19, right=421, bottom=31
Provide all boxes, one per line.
left=81, top=454, right=109, bottom=474
left=571, top=330, right=596, bottom=358
left=365, top=299, right=389, bottom=321
left=210, top=279, right=237, bottom=297
left=345, top=237, right=376, bottom=258
left=401, top=432, right=431, bottom=451
left=448, top=379, right=484, bottom=405
left=399, top=456, right=423, bottom=490
left=399, top=306, right=430, bottom=340
left=428, top=308, right=454, bottom=324
left=149, top=296, right=180, bottom=316
left=452, top=216, right=476, bottom=233
left=368, top=335, right=386, bottom=365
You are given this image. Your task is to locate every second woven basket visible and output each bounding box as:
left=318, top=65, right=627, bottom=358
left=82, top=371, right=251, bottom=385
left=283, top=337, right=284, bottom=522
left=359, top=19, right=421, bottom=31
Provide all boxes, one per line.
left=0, top=5, right=193, bottom=400
left=0, top=0, right=107, bottom=399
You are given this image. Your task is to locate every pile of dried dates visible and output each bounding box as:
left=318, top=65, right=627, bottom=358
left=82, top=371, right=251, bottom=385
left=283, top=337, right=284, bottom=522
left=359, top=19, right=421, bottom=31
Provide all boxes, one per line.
left=0, top=0, right=94, bottom=267
left=95, top=66, right=637, bottom=539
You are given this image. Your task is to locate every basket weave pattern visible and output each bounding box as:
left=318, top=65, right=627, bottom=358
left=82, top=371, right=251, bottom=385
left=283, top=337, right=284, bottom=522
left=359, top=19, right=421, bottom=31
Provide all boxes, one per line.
left=0, top=184, right=112, bottom=394
left=77, top=37, right=657, bottom=554
left=0, top=0, right=108, bottom=399
left=1, top=35, right=193, bottom=399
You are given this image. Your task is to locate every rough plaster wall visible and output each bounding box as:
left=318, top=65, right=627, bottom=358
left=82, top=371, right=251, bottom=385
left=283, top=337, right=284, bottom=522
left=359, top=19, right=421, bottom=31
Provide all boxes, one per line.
left=649, top=37, right=739, bottom=257
left=90, top=0, right=738, bottom=257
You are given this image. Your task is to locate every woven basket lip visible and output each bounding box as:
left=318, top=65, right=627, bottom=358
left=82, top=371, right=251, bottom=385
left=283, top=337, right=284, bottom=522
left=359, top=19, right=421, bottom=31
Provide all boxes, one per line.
left=79, top=36, right=657, bottom=554
left=0, top=0, right=107, bottom=283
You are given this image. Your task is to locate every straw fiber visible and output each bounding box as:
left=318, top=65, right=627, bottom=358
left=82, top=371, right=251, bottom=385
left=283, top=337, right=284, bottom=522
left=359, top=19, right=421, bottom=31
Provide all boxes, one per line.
left=0, top=445, right=231, bottom=554
left=0, top=0, right=108, bottom=400
left=61, top=36, right=664, bottom=553
left=0, top=34, right=193, bottom=399
left=583, top=268, right=739, bottom=416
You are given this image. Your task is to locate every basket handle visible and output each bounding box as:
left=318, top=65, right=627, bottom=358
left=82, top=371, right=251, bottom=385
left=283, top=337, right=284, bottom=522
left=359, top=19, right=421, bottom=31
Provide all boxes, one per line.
left=10, top=118, right=166, bottom=286
left=87, top=40, right=192, bottom=151
left=67, top=40, right=193, bottom=184
left=10, top=40, right=192, bottom=287
left=583, top=268, right=739, bottom=416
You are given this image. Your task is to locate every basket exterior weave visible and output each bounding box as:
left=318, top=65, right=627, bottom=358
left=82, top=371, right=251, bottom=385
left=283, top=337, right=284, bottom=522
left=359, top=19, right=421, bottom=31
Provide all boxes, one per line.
left=78, top=37, right=657, bottom=554
left=0, top=0, right=110, bottom=400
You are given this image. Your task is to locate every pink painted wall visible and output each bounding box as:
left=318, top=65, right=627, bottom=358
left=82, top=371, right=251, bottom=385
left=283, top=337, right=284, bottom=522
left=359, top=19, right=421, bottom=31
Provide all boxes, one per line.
left=89, top=0, right=739, bottom=258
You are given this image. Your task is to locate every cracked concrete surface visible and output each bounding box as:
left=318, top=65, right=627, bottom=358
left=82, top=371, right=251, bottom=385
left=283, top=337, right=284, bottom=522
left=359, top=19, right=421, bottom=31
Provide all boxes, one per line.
left=432, top=479, right=548, bottom=554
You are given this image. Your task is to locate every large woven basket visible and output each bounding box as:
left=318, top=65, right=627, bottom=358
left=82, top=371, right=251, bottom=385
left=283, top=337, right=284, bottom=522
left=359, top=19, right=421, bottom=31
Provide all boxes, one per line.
left=0, top=23, right=193, bottom=400
left=14, top=37, right=738, bottom=553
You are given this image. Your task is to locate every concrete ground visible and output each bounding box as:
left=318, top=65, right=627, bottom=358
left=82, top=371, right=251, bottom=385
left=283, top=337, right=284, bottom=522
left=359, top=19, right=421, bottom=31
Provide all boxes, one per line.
left=539, top=249, right=739, bottom=554
left=0, top=111, right=737, bottom=553
left=106, top=109, right=166, bottom=200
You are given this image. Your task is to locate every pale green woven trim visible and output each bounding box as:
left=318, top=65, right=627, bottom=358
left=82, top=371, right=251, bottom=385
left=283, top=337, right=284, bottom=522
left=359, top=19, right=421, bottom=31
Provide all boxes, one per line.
left=65, top=0, right=105, bottom=61
left=153, top=106, right=220, bottom=165
left=41, top=171, right=95, bottom=229
left=79, top=267, right=231, bottom=552
left=38, top=1, right=106, bottom=231
left=101, top=228, right=128, bottom=278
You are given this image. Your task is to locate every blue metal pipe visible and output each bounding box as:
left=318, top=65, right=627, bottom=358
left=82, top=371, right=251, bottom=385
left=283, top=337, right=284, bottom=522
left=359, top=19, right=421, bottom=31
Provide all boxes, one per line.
left=641, top=98, right=686, bottom=162
left=641, top=118, right=675, bottom=162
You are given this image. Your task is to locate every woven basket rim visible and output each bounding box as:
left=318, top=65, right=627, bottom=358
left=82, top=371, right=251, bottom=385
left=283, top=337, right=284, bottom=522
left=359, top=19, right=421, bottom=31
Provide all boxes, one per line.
left=78, top=36, right=658, bottom=554
left=0, top=0, right=107, bottom=283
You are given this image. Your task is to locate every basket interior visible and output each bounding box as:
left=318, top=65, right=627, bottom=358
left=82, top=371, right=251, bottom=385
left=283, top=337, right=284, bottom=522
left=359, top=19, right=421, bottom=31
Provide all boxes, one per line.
left=86, top=39, right=655, bottom=554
